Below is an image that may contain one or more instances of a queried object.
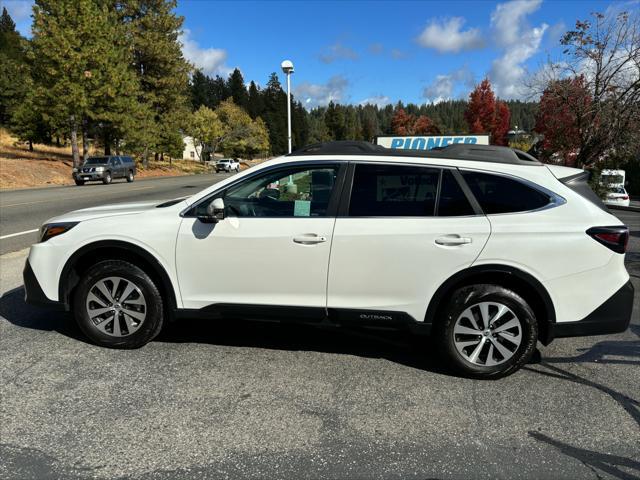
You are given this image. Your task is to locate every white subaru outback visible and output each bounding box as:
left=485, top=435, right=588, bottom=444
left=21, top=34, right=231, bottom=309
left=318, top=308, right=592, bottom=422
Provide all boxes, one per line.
left=24, top=142, right=634, bottom=378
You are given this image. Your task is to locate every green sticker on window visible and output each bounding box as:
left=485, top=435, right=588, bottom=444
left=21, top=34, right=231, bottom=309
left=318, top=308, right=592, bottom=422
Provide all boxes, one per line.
left=294, top=200, right=311, bottom=217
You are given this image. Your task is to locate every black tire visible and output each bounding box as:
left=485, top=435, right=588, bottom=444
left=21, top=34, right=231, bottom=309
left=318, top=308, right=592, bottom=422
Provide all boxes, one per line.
left=73, top=260, right=165, bottom=349
left=126, top=170, right=134, bottom=182
left=434, top=284, right=538, bottom=379
left=74, top=179, right=85, bottom=186
left=102, top=172, right=112, bottom=184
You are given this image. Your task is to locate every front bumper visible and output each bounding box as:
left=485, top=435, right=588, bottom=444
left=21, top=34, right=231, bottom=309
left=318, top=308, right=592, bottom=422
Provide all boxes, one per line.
left=73, top=171, right=106, bottom=181
left=548, top=280, right=634, bottom=341
left=23, top=260, right=64, bottom=310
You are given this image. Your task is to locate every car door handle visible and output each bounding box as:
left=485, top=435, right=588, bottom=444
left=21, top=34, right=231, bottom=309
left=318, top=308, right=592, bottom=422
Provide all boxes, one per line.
left=435, top=235, right=472, bottom=246
left=293, top=234, right=327, bottom=245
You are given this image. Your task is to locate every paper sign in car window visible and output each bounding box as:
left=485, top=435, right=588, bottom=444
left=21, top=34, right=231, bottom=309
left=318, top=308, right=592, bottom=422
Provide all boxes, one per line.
left=294, top=200, right=311, bottom=217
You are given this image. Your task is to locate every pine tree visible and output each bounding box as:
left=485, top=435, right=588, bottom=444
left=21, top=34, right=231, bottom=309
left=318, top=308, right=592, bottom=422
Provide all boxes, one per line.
left=247, top=81, right=264, bottom=119
left=119, top=0, right=191, bottom=163
left=227, top=68, right=249, bottom=110
left=261, top=73, right=287, bottom=154
left=30, top=0, right=144, bottom=166
left=0, top=7, right=29, bottom=126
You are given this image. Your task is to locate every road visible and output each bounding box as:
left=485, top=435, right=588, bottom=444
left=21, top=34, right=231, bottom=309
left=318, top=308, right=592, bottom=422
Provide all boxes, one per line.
left=0, top=173, right=230, bottom=255
left=0, top=183, right=639, bottom=479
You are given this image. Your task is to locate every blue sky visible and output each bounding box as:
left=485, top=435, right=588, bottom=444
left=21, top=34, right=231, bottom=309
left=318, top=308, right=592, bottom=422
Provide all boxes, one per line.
left=4, top=0, right=638, bottom=107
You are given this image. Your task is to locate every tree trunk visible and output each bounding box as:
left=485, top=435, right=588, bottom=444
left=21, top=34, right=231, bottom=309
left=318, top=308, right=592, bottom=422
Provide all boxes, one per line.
left=155, top=152, right=159, bottom=162
left=160, top=152, right=164, bottom=162
left=82, top=119, right=89, bottom=163
left=143, top=146, right=149, bottom=168
left=28, top=140, right=33, bottom=152
left=70, top=118, right=80, bottom=168
left=104, top=131, right=111, bottom=155
left=55, top=136, right=60, bottom=147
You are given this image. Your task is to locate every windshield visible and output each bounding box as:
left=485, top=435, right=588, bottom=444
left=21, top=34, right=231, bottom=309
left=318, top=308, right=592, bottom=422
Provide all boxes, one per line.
left=85, top=157, right=109, bottom=165
left=608, top=187, right=626, bottom=194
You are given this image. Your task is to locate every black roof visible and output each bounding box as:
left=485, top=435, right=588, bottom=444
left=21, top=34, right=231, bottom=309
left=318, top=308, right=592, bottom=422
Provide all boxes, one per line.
left=288, top=140, right=541, bottom=166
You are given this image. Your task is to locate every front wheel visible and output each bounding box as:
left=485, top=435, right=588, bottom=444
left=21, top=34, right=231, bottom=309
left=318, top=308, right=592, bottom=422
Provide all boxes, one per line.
left=434, top=284, right=538, bottom=379
left=73, top=260, right=165, bottom=348
left=74, top=179, right=85, bottom=186
left=102, top=172, right=112, bottom=185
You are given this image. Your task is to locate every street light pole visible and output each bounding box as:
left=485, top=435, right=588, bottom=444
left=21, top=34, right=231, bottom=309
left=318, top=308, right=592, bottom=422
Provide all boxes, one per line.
left=281, top=60, right=294, bottom=154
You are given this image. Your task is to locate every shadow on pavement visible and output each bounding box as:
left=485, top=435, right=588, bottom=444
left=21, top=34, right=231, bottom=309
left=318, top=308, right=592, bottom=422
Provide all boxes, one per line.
left=528, top=431, right=640, bottom=480
left=0, top=285, right=453, bottom=375
left=0, top=286, right=84, bottom=341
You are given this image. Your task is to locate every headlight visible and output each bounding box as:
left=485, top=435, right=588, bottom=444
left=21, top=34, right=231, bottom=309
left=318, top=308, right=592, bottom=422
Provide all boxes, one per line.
left=95, top=166, right=105, bottom=172
left=40, top=222, right=79, bottom=242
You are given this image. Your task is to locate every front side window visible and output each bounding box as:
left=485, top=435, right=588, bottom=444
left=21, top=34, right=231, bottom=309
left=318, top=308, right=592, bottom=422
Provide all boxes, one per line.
left=461, top=171, right=552, bottom=214
left=349, top=164, right=440, bottom=216
left=196, top=165, right=339, bottom=218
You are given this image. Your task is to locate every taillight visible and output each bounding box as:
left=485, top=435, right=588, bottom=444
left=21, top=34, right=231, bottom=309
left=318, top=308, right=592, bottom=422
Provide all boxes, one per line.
left=622, top=195, right=629, bottom=200
left=586, top=226, right=629, bottom=254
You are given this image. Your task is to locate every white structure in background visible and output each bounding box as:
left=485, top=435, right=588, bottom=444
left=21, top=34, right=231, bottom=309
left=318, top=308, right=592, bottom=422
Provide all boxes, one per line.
left=182, top=136, right=202, bottom=161
left=281, top=60, right=294, bottom=154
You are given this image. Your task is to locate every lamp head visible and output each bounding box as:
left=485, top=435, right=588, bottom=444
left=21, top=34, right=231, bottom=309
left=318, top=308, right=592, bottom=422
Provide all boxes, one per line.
left=281, top=60, right=294, bottom=74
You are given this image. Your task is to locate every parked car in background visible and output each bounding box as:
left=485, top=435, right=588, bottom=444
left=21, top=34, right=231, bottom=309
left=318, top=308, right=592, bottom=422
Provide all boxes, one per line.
left=604, top=187, right=631, bottom=207
left=73, top=156, right=136, bottom=186
left=216, top=158, right=240, bottom=173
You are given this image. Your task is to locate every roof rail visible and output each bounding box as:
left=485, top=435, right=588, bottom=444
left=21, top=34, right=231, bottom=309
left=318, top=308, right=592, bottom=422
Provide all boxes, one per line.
left=288, top=140, right=541, bottom=166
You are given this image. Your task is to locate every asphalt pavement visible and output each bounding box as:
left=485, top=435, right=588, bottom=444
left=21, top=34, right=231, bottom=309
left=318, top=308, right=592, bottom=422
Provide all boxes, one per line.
left=0, top=173, right=230, bottom=255
left=0, top=184, right=639, bottom=479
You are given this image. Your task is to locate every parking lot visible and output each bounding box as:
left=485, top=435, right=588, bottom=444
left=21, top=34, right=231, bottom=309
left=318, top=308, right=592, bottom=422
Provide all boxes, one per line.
left=0, top=207, right=638, bottom=479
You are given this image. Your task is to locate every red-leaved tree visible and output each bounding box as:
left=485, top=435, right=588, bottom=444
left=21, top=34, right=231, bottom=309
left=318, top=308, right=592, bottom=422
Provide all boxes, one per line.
left=391, top=108, right=440, bottom=135
left=464, top=79, right=511, bottom=145
left=534, top=75, right=592, bottom=166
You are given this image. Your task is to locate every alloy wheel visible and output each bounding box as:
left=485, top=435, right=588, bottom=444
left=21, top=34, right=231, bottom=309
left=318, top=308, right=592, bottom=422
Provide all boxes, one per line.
left=453, top=301, right=522, bottom=366
left=85, top=276, right=147, bottom=337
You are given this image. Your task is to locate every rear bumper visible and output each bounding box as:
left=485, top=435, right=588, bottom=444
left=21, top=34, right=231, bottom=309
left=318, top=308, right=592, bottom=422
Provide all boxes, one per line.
left=548, top=280, right=634, bottom=341
left=23, top=260, right=65, bottom=310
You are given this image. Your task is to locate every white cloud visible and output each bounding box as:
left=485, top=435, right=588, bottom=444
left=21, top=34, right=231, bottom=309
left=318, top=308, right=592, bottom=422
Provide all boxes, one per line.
left=416, top=17, right=484, bottom=53
left=423, top=66, right=475, bottom=103
left=359, top=95, right=391, bottom=107
left=295, top=76, right=349, bottom=108
left=491, top=0, right=542, bottom=46
left=319, top=42, right=358, bottom=63
left=488, top=0, right=548, bottom=99
left=180, top=29, right=232, bottom=77
left=368, top=43, right=384, bottom=55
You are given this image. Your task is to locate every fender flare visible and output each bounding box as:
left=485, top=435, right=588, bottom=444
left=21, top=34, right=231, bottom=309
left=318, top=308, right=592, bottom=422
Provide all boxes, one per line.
left=59, top=240, right=178, bottom=310
left=425, top=264, right=556, bottom=342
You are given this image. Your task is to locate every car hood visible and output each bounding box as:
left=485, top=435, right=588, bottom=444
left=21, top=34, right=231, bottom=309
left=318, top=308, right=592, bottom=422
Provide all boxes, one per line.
left=80, top=163, right=109, bottom=168
left=44, top=199, right=186, bottom=223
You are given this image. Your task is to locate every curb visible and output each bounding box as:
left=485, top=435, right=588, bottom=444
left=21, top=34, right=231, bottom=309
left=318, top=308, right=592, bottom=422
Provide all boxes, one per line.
left=609, top=204, right=640, bottom=213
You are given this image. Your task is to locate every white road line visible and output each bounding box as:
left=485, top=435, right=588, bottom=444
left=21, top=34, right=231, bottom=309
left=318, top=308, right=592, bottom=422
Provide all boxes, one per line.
left=0, top=228, right=39, bottom=240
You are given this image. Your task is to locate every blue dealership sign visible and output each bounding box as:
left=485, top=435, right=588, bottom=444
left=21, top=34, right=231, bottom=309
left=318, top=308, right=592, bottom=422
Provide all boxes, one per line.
left=375, top=134, right=490, bottom=150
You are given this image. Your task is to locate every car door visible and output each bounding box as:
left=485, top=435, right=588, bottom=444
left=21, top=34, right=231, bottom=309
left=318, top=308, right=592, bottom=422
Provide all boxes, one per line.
left=327, top=163, right=491, bottom=323
left=109, top=157, right=121, bottom=177
left=176, top=162, right=345, bottom=312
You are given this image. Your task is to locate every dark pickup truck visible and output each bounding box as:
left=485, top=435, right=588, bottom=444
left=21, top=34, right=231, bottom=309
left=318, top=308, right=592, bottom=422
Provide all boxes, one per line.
left=73, top=156, right=136, bottom=186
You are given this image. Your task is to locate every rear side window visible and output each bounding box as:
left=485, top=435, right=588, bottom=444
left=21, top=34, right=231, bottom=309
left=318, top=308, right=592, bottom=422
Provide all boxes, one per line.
left=349, top=164, right=439, bottom=216
left=461, top=171, right=551, bottom=214
left=437, top=170, right=475, bottom=216
left=121, top=156, right=133, bottom=164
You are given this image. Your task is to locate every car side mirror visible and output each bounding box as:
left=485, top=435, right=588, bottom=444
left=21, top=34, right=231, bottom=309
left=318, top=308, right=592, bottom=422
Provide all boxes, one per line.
left=198, top=198, right=225, bottom=223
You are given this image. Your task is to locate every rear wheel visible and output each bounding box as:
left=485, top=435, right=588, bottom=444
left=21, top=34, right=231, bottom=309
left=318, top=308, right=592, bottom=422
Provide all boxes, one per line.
left=102, top=172, right=112, bottom=184
left=126, top=170, right=134, bottom=182
left=434, top=284, right=537, bottom=379
left=73, top=260, right=165, bottom=348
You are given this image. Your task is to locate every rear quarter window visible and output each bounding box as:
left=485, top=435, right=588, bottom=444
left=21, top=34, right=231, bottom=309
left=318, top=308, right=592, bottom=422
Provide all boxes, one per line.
left=461, top=171, right=552, bottom=214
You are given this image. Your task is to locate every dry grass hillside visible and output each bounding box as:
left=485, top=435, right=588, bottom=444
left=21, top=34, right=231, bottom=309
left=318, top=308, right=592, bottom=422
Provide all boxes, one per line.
left=0, top=129, right=217, bottom=190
